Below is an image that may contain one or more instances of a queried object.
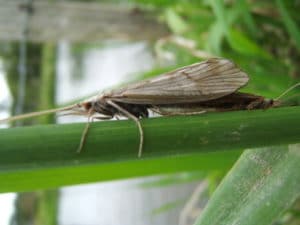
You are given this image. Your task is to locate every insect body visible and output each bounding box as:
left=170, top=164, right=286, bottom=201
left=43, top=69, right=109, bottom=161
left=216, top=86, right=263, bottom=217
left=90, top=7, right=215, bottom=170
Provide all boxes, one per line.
left=69, top=58, right=277, bottom=156
left=0, top=58, right=278, bottom=157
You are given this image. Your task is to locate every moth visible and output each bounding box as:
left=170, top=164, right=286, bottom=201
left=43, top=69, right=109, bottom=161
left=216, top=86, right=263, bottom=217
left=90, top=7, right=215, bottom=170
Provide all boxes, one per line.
left=0, top=58, right=280, bottom=157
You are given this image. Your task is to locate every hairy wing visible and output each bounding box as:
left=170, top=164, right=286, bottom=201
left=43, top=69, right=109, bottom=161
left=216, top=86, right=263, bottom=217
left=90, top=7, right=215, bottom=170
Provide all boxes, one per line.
left=108, top=58, right=249, bottom=104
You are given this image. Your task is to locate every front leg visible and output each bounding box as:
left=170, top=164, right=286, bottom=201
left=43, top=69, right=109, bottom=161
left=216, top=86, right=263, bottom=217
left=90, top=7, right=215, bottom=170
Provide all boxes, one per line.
left=77, top=114, right=113, bottom=153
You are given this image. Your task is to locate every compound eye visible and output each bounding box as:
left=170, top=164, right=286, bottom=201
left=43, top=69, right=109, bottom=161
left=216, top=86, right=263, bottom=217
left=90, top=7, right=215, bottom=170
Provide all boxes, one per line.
left=82, top=102, right=92, bottom=111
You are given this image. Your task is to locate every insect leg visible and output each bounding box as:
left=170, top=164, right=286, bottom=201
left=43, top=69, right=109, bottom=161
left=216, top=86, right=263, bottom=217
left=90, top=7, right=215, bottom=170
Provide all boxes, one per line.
left=76, top=109, right=113, bottom=153
left=77, top=114, right=114, bottom=153
left=77, top=116, right=92, bottom=153
left=92, top=115, right=114, bottom=120
left=246, top=97, right=265, bottom=110
left=151, top=106, right=206, bottom=116
left=106, top=100, right=144, bottom=158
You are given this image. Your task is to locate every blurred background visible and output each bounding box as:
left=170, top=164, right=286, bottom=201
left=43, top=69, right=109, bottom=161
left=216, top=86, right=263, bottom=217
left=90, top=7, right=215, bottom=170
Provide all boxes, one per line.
left=0, top=0, right=300, bottom=225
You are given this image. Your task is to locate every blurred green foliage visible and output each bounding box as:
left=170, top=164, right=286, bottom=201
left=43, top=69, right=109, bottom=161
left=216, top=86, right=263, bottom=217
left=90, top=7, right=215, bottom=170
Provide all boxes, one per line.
left=0, top=43, right=42, bottom=123
left=0, top=1, right=300, bottom=225
left=134, top=0, right=300, bottom=100
left=133, top=1, right=300, bottom=224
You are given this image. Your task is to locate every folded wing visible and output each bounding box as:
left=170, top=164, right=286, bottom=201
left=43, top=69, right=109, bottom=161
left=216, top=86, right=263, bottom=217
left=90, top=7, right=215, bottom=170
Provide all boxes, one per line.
left=109, top=58, right=249, bottom=104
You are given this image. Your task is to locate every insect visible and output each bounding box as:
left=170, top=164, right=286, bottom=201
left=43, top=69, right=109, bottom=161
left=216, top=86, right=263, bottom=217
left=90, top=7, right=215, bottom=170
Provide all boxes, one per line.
left=0, top=58, right=282, bottom=157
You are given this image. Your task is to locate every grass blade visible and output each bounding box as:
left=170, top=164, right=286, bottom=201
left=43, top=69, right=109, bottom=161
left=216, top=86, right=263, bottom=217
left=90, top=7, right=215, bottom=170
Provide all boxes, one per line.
left=194, top=145, right=300, bottom=225
left=276, top=0, right=300, bottom=50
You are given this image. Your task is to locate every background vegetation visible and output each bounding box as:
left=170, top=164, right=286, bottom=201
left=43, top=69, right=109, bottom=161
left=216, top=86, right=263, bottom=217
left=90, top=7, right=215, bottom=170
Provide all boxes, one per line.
left=0, top=1, right=300, bottom=225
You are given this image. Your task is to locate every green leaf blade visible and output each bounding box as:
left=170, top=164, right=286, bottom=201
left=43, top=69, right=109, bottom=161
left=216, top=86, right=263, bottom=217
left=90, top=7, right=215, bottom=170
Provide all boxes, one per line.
left=1, top=107, right=300, bottom=192
left=194, top=145, right=300, bottom=225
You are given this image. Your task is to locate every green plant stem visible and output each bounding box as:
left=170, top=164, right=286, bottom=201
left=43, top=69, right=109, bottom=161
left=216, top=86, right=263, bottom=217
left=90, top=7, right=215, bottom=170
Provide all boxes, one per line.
left=38, top=43, right=56, bottom=124
left=0, top=106, right=300, bottom=192
left=37, top=43, right=58, bottom=225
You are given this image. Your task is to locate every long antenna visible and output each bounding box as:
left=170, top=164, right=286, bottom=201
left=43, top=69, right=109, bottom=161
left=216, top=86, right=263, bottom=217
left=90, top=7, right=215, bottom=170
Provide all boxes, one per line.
left=275, top=82, right=300, bottom=101
left=0, top=104, right=77, bottom=124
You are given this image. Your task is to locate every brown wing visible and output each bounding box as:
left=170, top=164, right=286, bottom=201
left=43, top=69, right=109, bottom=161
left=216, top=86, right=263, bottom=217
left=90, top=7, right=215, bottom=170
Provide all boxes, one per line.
left=108, top=58, right=249, bottom=104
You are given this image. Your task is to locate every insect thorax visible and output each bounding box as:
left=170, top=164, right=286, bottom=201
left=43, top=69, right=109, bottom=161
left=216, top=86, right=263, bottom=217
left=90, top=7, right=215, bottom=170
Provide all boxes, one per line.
left=117, top=103, right=149, bottom=118
left=92, top=99, right=149, bottom=119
